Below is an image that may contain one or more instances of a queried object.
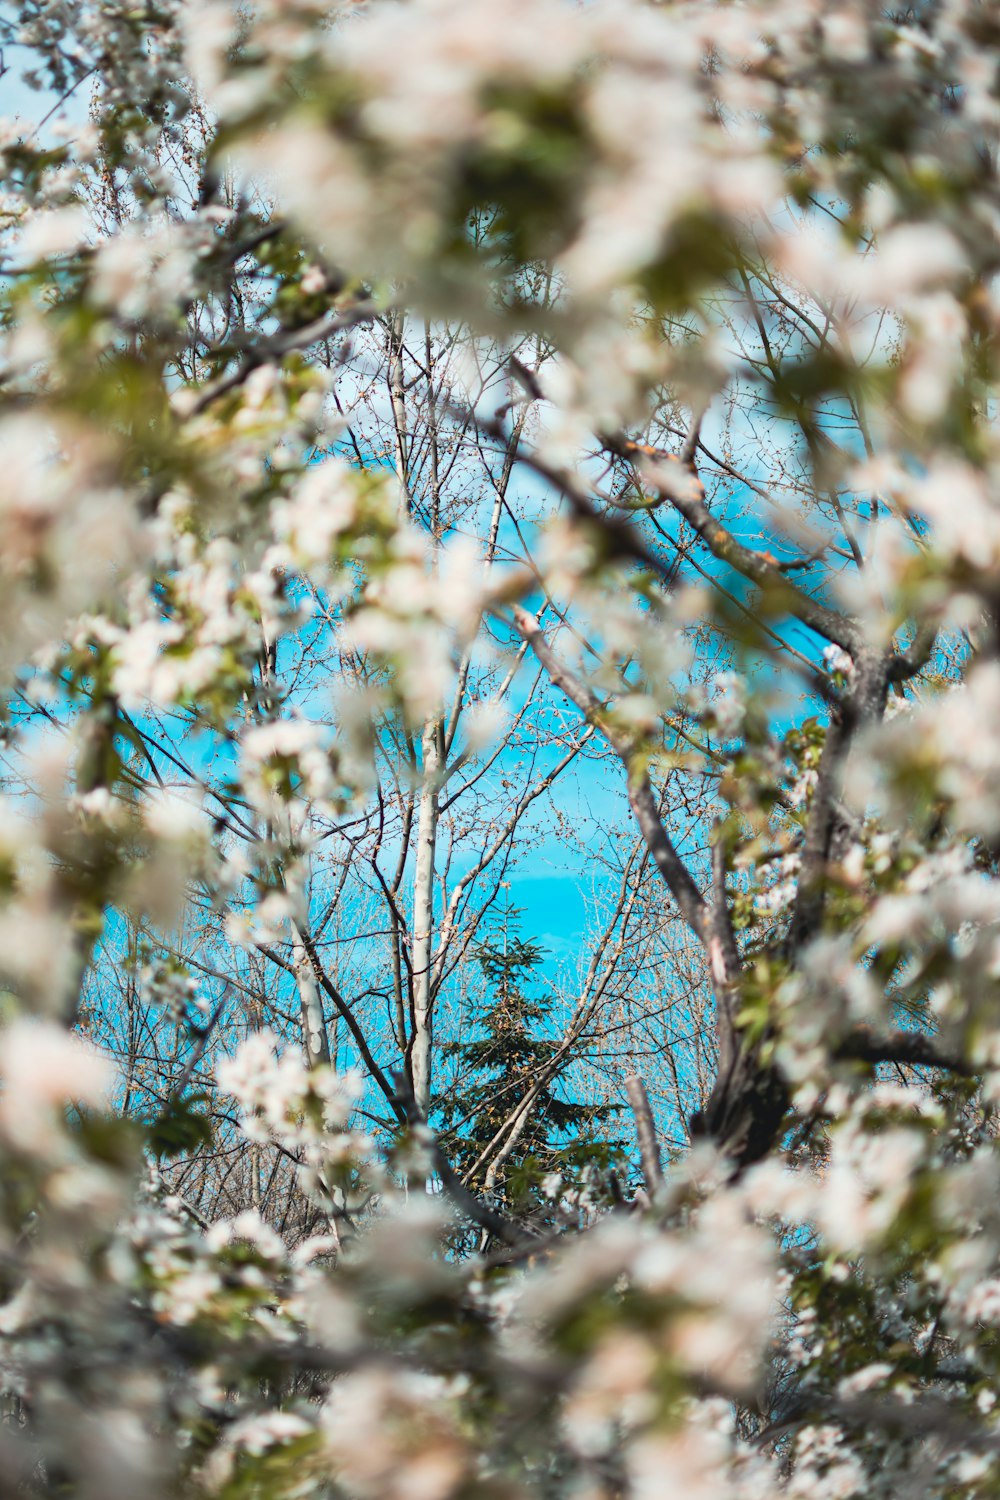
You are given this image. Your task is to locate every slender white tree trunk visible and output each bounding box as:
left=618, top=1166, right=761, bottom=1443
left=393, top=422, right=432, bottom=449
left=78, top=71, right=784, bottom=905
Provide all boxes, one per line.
left=410, top=718, right=440, bottom=1117
left=292, top=923, right=331, bottom=1069
left=291, top=921, right=341, bottom=1249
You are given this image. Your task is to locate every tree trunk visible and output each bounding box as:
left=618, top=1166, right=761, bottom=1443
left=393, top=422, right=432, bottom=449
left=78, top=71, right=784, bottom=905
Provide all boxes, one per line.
left=292, top=923, right=331, bottom=1069
left=409, top=718, right=440, bottom=1116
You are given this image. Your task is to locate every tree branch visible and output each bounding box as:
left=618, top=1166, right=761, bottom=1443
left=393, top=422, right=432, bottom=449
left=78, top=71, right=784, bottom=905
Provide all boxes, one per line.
left=625, top=1073, right=664, bottom=1194
left=610, top=438, right=862, bottom=654
left=187, top=300, right=380, bottom=416
left=511, top=604, right=709, bottom=941
left=391, top=1073, right=527, bottom=1248
left=836, top=1026, right=975, bottom=1076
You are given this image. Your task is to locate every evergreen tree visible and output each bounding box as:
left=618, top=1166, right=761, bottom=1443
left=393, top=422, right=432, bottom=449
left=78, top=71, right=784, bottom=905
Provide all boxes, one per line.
left=441, top=904, right=620, bottom=1209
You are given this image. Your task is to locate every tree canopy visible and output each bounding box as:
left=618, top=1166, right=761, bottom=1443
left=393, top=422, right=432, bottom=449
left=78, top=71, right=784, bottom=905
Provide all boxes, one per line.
left=1, top=0, right=1000, bottom=1496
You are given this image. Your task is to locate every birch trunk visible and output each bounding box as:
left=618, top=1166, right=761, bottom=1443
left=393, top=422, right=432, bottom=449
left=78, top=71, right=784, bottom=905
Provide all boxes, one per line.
left=292, top=923, right=331, bottom=1069
left=409, top=718, right=440, bottom=1117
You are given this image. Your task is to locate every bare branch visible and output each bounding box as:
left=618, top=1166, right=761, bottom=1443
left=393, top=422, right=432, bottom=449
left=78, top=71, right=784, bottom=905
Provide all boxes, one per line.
left=391, top=1073, right=527, bottom=1248
left=625, top=1073, right=664, bottom=1194
left=836, top=1026, right=975, bottom=1076
left=511, top=604, right=709, bottom=941
left=187, top=300, right=380, bottom=416
left=610, top=438, right=862, bottom=654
